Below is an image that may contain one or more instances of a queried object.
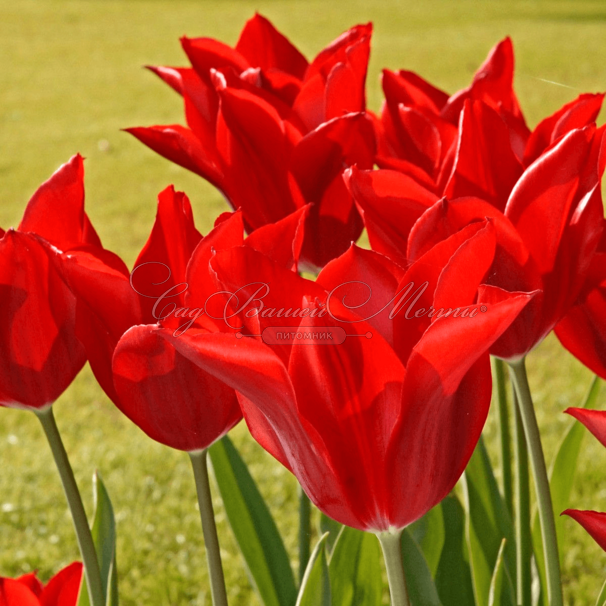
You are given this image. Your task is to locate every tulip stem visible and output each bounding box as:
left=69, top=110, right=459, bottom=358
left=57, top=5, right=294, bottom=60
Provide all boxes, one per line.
left=493, top=357, right=513, bottom=516
left=377, top=531, right=410, bottom=606
left=512, top=388, right=532, bottom=606
left=298, top=486, right=312, bottom=584
left=508, top=357, right=563, bottom=606
left=35, top=407, right=105, bottom=606
left=189, top=449, right=229, bottom=606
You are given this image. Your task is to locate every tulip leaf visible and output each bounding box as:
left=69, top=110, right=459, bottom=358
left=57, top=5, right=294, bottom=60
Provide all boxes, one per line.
left=296, top=533, right=331, bottom=606
left=329, top=526, right=382, bottom=606
left=488, top=539, right=515, bottom=606
left=595, top=578, right=606, bottom=606
left=462, top=437, right=516, bottom=606
left=209, top=436, right=297, bottom=606
left=77, top=471, right=119, bottom=606
left=532, top=375, right=601, bottom=605
left=319, top=513, right=342, bottom=557
left=401, top=529, right=443, bottom=606
left=409, top=504, right=446, bottom=576
left=435, top=495, right=475, bottom=606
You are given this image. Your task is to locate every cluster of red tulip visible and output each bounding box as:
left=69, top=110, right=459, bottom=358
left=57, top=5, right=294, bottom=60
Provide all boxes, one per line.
left=3, top=13, right=606, bottom=606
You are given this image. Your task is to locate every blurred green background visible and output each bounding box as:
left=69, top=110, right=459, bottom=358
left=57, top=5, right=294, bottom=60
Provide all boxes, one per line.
left=1, top=0, right=605, bottom=604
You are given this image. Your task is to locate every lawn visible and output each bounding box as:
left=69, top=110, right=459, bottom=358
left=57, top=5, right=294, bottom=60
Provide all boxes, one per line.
left=1, top=0, right=606, bottom=604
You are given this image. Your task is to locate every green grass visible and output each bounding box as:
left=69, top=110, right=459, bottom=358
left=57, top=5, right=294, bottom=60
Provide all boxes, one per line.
left=1, top=0, right=606, bottom=604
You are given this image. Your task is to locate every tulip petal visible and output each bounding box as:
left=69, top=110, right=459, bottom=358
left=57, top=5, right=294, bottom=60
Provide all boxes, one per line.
left=0, top=578, right=40, bottom=606
left=556, top=261, right=606, bottom=379
left=217, top=87, right=300, bottom=227
left=345, top=166, right=438, bottom=264
left=382, top=69, right=449, bottom=116
left=125, top=125, right=224, bottom=187
left=445, top=100, right=523, bottom=212
left=392, top=221, right=493, bottom=365
left=505, top=127, right=594, bottom=275
left=40, top=562, right=82, bottom=606
left=386, top=356, right=492, bottom=529
left=19, top=155, right=101, bottom=250
left=564, top=407, right=606, bottom=448
left=288, top=310, right=405, bottom=530
left=442, top=37, right=525, bottom=127
left=181, top=36, right=249, bottom=83
left=113, top=325, right=241, bottom=451
left=210, top=246, right=325, bottom=360
left=524, top=93, right=604, bottom=165
left=562, top=509, right=606, bottom=552
left=244, top=204, right=309, bottom=270
left=235, top=13, right=308, bottom=79
left=133, top=186, right=202, bottom=324
left=0, top=232, right=85, bottom=409
left=318, top=244, right=404, bottom=345
left=16, top=574, right=43, bottom=597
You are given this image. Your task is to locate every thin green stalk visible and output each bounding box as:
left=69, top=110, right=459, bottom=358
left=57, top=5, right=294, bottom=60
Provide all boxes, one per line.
left=377, top=531, right=410, bottom=606
left=512, top=389, right=532, bottom=606
left=298, top=486, right=312, bottom=584
left=493, top=357, right=513, bottom=517
left=190, top=450, right=229, bottom=606
left=35, top=407, right=104, bottom=606
left=508, top=358, right=563, bottom=606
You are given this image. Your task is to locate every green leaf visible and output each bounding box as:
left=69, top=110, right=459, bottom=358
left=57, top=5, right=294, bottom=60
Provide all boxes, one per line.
left=488, top=539, right=515, bottom=606
left=319, top=513, right=342, bottom=557
left=209, top=436, right=297, bottom=606
left=77, top=472, right=118, bottom=606
left=595, top=578, right=606, bottom=606
left=296, top=534, right=331, bottom=606
left=462, top=437, right=516, bottom=606
left=401, top=529, right=442, bottom=606
left=532, top=376, right=601, bottom=605
left=329, top=526, right=382, bottom=606
left=409, top=504, right=445, bottom=576
left=435, top=495, right=475, bottom=606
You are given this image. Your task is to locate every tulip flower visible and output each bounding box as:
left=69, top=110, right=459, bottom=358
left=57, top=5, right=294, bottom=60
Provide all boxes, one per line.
left=127, top=14, right=375, bottom=271
left=376, top=36, right=603, bottom=195
left=156, top=222, right=532, bottom=604
left=0, top=154, right=99, bottom=410
left=366, top=124, right=604, bottom=606
left=0, top=155, right=106, bottom=606
left=0, top=562, right=83, bottom=606
left=62, top=185, right=309, bottom=606
left=62, top=185, right=308, bottom=452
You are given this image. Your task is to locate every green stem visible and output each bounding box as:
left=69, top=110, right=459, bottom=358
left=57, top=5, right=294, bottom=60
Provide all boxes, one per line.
left=35, top=407, right=104, bottom=606
left=493, top=357, right=513, bottom=517
left=377, top=531, right=411, bottom=606
left=189, top=450, right=228, bottom=606
left=508, top=357, right=563, bottom=606
left=298, top=486, right=312, bottom=584
left=512, top=389, right=532, bottom=606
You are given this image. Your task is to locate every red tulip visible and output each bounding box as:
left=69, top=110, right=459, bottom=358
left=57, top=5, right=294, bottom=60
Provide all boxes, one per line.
left=376, top=35, right=603, bottom=194
left=158, top=225, right=533, bottom=530
left=562, top=510, right=606, bottom=552
left=349, top=124, right=605, bottom=361
left=0, top=155, right=100, bottom=410
left=127, top=15, right=375, bottom=271
left=62, top=186, right=308, bottom=451
left=0, top=562, right=82, bottom=606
